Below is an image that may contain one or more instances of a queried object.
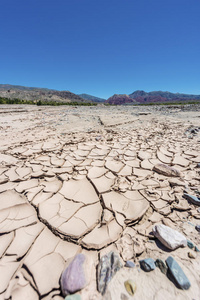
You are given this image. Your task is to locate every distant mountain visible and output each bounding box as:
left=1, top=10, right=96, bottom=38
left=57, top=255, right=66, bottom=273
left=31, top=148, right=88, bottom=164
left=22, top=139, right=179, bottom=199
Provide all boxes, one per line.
left=129, top=90, right=200, bottom=103
left=106, top=94, right=137, bottom=105
left=106, top=90, right=200, bottom=105
left=78, top=93, right=105, bottom=103
left=1, top=84, right=200, bottom=105
left=0, top=84, right=87, bottom=103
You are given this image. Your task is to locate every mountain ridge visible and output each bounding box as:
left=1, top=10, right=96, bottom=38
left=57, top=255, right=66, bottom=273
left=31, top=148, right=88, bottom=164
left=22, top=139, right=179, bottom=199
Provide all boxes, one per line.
left=78, top=93, right=105, bottom=103
left=0, top=84, right=86, bottom=103
left=106, top=90, right=200, bottom=105
left=1, top=84, right=200, bottom=104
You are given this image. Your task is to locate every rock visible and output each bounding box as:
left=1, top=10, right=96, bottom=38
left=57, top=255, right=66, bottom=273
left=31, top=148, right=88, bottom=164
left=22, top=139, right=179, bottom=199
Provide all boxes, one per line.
left=153, top=164, right=181, bottom=177
left=65, top=294, right=81, bottom=300
left=121, top=294, right=129, bottom=300
left=187, top=240, right=194, bottom=249
left=95, top=136, right=102, bottom=141
left=106, top=135, right=113, bottom=141
left=97, top=251, right=122, bottom=295
left=152, top=224, right=187, bottom=250
left=195, top=225, right=200, bottom=232
left=61, top=254, right=92, bottom=296
left=125, top=261, right=135, bottom=268
left=124, top=279, right=137, bottom=296
left=194, top=246, right=200, bottom=252
left=165, top=256, right=191, bottom=290
left=188, top=251, right=197, bottom=259
left=139, top=258, right=156, bottom=272
left=184, top=193, right=200, bottom=206
left=155, top=259, right=168, bottom=275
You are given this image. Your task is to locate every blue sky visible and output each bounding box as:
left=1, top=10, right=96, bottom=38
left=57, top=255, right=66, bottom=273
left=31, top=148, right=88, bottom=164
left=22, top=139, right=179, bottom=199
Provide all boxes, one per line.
left=0, top=0, right=200, bottom=99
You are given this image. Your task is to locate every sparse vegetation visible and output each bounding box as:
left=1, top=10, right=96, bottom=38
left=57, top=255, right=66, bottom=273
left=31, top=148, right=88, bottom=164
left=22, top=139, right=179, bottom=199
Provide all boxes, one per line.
left=106, top=101, right=200, bottom=106
left=0, top=97, right=97, bottom=106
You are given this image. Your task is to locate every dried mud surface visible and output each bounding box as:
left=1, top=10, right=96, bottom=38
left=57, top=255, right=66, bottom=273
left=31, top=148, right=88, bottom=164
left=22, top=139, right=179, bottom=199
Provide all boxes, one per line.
left=0, top=104, right=200, bottom=300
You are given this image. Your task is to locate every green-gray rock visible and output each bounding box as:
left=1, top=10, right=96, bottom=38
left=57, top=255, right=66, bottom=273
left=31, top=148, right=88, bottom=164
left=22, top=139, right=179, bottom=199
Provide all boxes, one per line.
left=187, top=240, right=194, bottom=249
left=124, top=280, right=137, bottom=296
left=97, top=251, right=122, bottom=295
left=139, top=258, right=156, bottom=272
left=155, top=259, right=168, bottom=275
left=65, top=294, right=81, bottom=300
left=165, top=256, right=191, bottom=290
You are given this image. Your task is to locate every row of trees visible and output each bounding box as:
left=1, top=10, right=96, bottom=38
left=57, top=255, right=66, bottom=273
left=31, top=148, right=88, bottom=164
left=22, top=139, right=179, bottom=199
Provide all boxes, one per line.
left=0, top=97, right=97, bottom=106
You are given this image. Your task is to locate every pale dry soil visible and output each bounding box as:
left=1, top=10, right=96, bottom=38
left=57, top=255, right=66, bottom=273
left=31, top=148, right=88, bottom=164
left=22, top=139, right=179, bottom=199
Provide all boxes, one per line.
left=0, top=104, right=200, bottom=300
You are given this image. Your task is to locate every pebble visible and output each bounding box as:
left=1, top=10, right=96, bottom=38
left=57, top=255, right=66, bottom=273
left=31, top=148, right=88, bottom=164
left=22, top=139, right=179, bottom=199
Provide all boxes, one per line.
left=187, top=240, right=194, bottom=249
left=61, top=254, right=92, bottom=296
left=153, top=224, right=187, bottom=250
left=165, top=256, right=191, bottom=290
left=121, top=293, right=129, bottom=300
left=153, top=164, right=181, bottom=177
left=188, top=251, right=197, bottom=259
left=155, top=259, right=168, bottom=275
left=106, top=135, right=113, bottom=141
left=124, top=280, right=137, bottom=296
left=139, top=258, right=156, bottom=272
left=125, top=261, right=135, bottom=268
left=195, top=225, right=200, bottom=232
left=97, top=251, right=122, bottom=295
left=184, top=193, right=200, bottom=206
left=195, top=246, right=200, bottom=252
left=95, top=136, right=102, bottom=141
left=65, top=295, right=81, bottom=300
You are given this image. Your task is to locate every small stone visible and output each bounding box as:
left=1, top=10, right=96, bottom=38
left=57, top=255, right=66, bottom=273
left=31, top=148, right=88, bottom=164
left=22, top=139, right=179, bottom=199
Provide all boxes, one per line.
left=187, top=240, right=194, bottom=249
left=121, top=293, right=129, bottom=300
left=153, top=164, right=181, bottom=177
left=195, top=225, right=200, bottom=232
left=61, top=254, right=92, bottom=296
left=188, top=251, right=197, bottom=259
left=125, top=261, right=135, bottom=268
left=65, top=294, right=81, bottom=300
left=155, top=259, right=168, bottom=275
left=184, top=193, right=200, bottom=206
left=165, top=256, right=191, bottom=290
left=97, top=251, right=122, bottom=295
left=194, top=246, right=200, bottom=252
left=124, top=280, right=137, bottom=296
left=95, top=136, right=102, bottom=141
left=139, top=258, right=156, bottom=272
left=152, top=224, right=187, bottom=250
left=107, top=135, right=113, bottom=141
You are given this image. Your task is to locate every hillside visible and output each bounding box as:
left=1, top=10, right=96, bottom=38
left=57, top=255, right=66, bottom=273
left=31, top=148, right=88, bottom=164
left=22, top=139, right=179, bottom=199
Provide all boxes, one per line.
left=106, top=94, right=137, bottom=105
left=78, top=93, right=105, bottom=103
left=0, top=84, right=86, bottom=103
left=1, top=84, right=200, bottom=105
left=106, top=90, right=200, bottom=105
left=129, top=90, right=200, bottom=103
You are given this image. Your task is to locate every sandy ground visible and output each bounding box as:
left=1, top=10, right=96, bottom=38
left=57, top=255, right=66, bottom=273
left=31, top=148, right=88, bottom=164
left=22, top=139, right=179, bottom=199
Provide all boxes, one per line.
left=0, top=104, right=200, bottom=300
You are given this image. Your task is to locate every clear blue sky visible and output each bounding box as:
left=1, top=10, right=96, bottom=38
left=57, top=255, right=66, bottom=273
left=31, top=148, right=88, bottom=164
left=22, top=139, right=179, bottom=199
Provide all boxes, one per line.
left=0, top=0, right=200, bottom=99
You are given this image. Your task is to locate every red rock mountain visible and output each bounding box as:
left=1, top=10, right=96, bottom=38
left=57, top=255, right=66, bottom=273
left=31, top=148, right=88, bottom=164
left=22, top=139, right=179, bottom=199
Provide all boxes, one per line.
left=106, top=90, right=200, bottom=105
left=106, top=94, right=136, bottom=105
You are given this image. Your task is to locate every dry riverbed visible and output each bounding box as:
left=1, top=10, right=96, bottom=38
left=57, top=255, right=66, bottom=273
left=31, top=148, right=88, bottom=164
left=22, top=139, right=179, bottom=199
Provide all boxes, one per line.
left=0, top=104, right=200, bottom=300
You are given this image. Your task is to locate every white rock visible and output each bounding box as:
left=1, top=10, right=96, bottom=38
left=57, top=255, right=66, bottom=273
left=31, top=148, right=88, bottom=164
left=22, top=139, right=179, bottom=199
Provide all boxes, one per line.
left=152, top=224, right=187, bottom=250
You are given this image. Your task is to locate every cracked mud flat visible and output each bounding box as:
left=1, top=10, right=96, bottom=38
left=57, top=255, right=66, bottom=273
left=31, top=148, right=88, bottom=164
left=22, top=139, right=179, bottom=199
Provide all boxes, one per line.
left=0, top=104, right=200, bottom=300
